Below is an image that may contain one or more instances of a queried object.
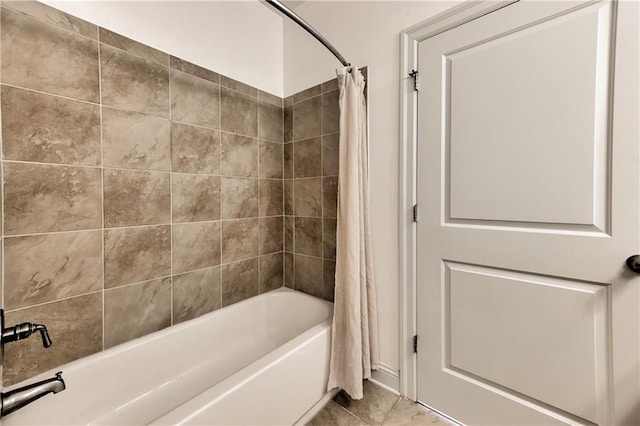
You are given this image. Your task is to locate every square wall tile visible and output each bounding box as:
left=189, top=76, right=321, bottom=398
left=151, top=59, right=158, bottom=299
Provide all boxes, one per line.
left=172, top=221, right=221, bottom=274
left=220, top=88, right=257, bottom=137
left=170, top=56, right=219, bottom=83
left=3, top=231, right=102, bottom=310
left=172, top=174, right=220, bottom=223
left=1, top=86, right=101, bottom=166
left=260, top=216, right=283, bottom=255
left=284, top=143, right=294, bottom=179
left=294, top=255, right=323, bottom=298
left=322, top=78, right=338, bottom=93
left=284, top=252, right=294, bottom=288
left=323, top=133, right=339, bottom=177
left=221, top=178, right=258, bottom=219
left=100, top=44, right=169, bottom=117
left=220, top=75, right=257, bottom=98
left=171, top=123, right=220, bottom=174
left=103, top=169, right=170, bottom=227
left=220, top=133, right=258, bottom=178
left=260, top=253, right=283, bottom=293
left=323, top=177, right=338, bottom=218
left=323, top=219, right=337, bottom=260
left=259, top=140, right=283, bottom=179
left=3, top=293, right=102, bottom=386
left=0, top=8, right=99, bottom=102
left=294, top=137, right=322, bottom=178
left=294, top=217, right=322, bottom=257
left=258, top=101, right=283, bottom=142
left=323, top=260, right=336, bottom=302
left=104, top=278, right=171, bottom=348
left=258, top=90, right=282, bottom=107
left=99, top=28, right=167, bottom=64
left=293, top=84, right=321, bottom=103
left=322, top=90, right=339, bottom=134
left=222, top=258, right=259, bottom=306
left=284, top=180, right=294, bottom=216
left=102, top=107, right=170, bottom=171
left=104, top=225, right=171, bottom=289
left=294, top=96, right=321, bottom=141
left=294, top=178, right=322, bottom=217
left=173, top=266, right=221, bottom=324
left=2, top=1, right=97, bottom=39
left=259, top=180, right=283, bottom=217
left=4, top=162, right=102, bottom=235
left=170, top=69, right=220, bottom=129
left=221, top=219, right=259, bottom=263
left=284, top=105, right=293, bottom=143
left=284, top=216, right=294, bottom=252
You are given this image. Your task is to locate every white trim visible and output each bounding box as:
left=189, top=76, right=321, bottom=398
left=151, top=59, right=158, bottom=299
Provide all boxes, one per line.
left=370, top=363, right=401, bottom=395
left=398, top=0, right=519, bottom=402
left=293, top=388, right=340, bottom=425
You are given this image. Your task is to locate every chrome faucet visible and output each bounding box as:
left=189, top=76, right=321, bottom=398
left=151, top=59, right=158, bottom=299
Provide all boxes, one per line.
left=0, top=372, right=66, bottom=417
left=0, top=309, right=53, bottom=366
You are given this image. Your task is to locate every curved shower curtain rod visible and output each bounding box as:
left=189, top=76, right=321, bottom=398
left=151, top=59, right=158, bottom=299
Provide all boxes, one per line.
left=264, top=0, right=352, bottom=68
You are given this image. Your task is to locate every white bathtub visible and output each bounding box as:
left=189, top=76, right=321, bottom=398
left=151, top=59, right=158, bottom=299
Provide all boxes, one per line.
left=3, top=288, right=334, bottom=425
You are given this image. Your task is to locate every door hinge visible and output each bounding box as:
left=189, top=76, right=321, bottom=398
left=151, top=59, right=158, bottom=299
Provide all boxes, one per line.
left=413, top=335, right=418, bottom=353
left=413, top=204, right=419, bottom=223
left=409, top=69, right=420, bottom=91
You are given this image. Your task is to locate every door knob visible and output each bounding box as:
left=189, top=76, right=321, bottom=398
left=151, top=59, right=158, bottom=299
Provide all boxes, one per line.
left=626, top=255, right=640, bottom=273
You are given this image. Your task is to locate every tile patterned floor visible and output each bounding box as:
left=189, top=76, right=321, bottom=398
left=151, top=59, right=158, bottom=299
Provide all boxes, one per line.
left=308, top=380, right=458, bottom=426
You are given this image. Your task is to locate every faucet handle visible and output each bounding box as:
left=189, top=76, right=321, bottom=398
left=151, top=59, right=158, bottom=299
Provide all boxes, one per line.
left=35, top=324, right=52, bottom=348
left=2, top=322, right=53, bottom=348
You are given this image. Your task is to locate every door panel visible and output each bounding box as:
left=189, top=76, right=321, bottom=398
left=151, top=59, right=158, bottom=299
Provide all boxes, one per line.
left=416, top=1, right=639, bottom=425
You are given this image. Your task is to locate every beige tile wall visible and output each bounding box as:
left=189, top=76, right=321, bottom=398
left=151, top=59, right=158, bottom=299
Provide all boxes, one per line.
left=284, top=79, right=340, bottom=302
left=0, top=1, right=287, bottom=386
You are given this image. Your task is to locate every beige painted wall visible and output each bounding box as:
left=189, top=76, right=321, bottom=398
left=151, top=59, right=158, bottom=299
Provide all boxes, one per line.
left=283, top=1, right=461, bottom=372
left=40, top=0, right=285, bottom=96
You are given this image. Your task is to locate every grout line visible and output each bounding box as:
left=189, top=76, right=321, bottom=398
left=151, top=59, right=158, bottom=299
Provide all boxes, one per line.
left=257, top=93, right=261, bottom=294
left=320, top=85, right=325, bottom=299
left=168, top=52, right=174, bottom=327
left=4, top=289, right=105, bottom=315
left=381, top=397, right=403, bottom=425
left=218, top=86, right=224, bottom=308
left=97, top=37, right=106, bottom=352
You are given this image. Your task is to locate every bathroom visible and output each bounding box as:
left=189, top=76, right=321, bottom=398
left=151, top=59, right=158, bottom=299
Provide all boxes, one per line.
left=0, top=0, right=637, bottom=425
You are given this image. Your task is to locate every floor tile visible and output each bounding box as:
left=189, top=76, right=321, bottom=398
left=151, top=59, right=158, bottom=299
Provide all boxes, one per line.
left=334, top=380, right=401, bottom=425
left=385, top=399, right=457, bottom=426
left=307, top=401, right=367, bottom=426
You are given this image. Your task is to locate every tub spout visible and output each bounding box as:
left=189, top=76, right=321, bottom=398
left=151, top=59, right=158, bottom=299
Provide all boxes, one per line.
left=0, top=372, right=65, bottom=417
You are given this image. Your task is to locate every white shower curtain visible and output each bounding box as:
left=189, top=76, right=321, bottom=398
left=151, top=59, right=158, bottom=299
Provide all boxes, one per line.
left=327, top=67, right=379, bottom=400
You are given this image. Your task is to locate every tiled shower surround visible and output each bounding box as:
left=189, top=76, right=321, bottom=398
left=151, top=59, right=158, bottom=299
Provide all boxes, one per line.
left=0, top=1, right=338, bottom=386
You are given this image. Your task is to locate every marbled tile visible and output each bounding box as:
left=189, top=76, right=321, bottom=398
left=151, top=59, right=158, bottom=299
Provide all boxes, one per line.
left=171, top=122, right=220, bottom=174
left=103, top=169, right=170, bottom=227
left=294, top=178, right=322, bottom=217
left=389, top=399, right=457, bottom=425
left=258, top=101, right=283, bottom=142
left=220, top=133, right=258, bottom=177
left=2, top=1, right=97, bottom=39
left=293, top=84, right=321, bottom=104
left=294, top=255, right=323, bottom=298
left=173, top=266, right=221, bottom=324
left=170, top=56, right=219, bottom=83
left=260, top=216, right=283, bottom=255
left=104, top=225, right=171, bottom=289
left=260, top=253, right=283, bottom=293
left=172, top=221, right=221, bottom=274
left=259, top=180, right=283, bottom=217
left=323, top=260, right=336, bottom=302
left=324, top=176, right=338, bottom=218
left=295, top=137, right=322, bottom=178
left=3, top=293, right=102, bottom=386
left=99, top=28, right=167, bottom=64
left=284, top=180, right=294, bottom=216
left=308, top=401, right=364, bottom=426
left=221, top=177, right=258, bottom=219
left=258, top=90, right=282, bottom=107
left=104, top=278, right=171, bottom=348
left=284, top=95, right=294, bottom=107
left=284, top=142, right=294, bottom=179
left=334, top=380, right=401, bottom=425
left=284, top=252, right=294, bottom=288
left=294, top=95, right=322, bottom=141
left=222, top=258, right=259, bottom=306
left=220, top=75, right=257, bottom=98
left=171, top=69, right=220, bottom=129
left=1, top=86, right=101, bottom=166
left=172, top=174, right=220, bottom=223
left=100, top=44, right=169, bottom=117
left=294, top=217, right=322, bottom=257
left=284, top=216, right=294, bottom=252
left=323, top=218, right=337, bottom=260
left=102, top=107, right=170, bottom=171
left=284, top=105, right=293, bottom=143
left=220, top=88, right=257, bottom=137
left=322, top=89, right=340, bottom=134
left=3, top=231, right=102, bottom=310
left=259, top=140, right=283, bottom=179
left=4, top=162, right=101, bottom=235
left=323, top=133, right=340, bottom=176
left=221, top=219, right=259, bottom=263
left=1, top=8, right=99, bottom=102
left=322, top=78, right=339, bottom=93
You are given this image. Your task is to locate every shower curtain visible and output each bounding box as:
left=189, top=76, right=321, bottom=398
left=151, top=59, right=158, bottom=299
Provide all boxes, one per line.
left=327, top=67, right=379, bottom=400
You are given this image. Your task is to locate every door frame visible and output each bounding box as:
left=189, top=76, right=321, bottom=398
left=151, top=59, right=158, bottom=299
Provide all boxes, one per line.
left=398, top=0, right=519, bottom=401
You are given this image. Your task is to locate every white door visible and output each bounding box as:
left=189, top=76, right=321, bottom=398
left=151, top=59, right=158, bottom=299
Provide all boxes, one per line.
left=415, top=1, right=639, bottom=425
